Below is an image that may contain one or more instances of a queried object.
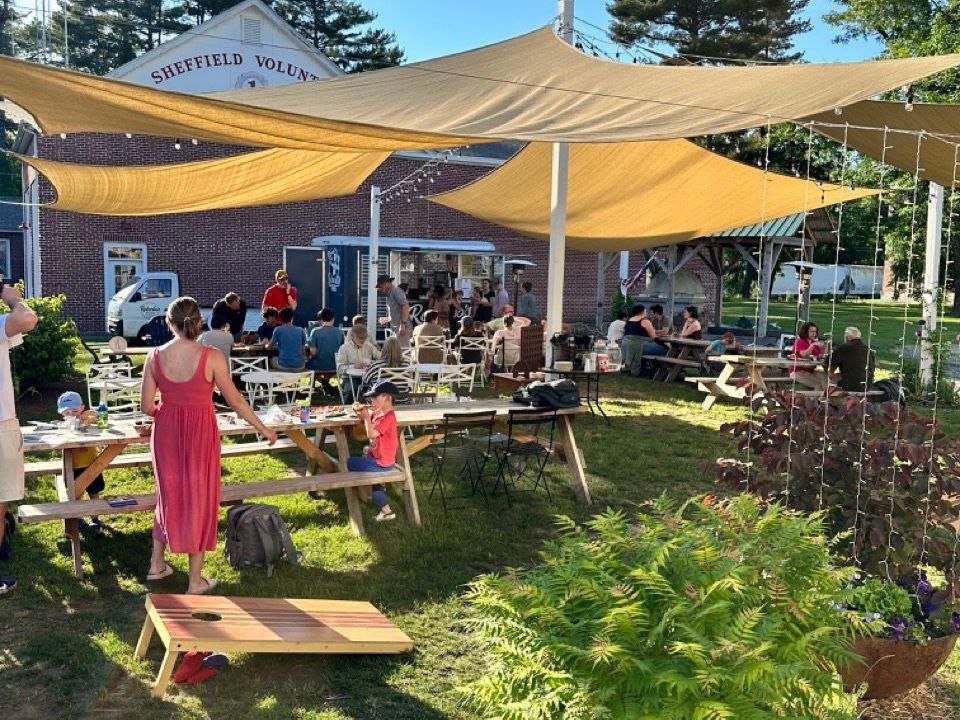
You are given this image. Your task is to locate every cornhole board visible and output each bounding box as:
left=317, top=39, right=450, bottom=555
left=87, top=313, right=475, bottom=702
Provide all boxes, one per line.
left=135, top=593, right=413, bottom=697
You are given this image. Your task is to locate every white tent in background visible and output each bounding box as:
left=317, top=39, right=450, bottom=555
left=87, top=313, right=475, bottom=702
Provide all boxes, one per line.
left=772, top=263, right=883, bottom=298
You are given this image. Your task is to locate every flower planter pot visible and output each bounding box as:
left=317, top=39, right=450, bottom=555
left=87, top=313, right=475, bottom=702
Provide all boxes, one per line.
left=839, top=634, right=957, bottom=699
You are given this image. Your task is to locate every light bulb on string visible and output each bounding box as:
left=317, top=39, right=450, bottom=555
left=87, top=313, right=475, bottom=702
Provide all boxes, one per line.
left=174, top=139, right=181, bottom=150
left=191, top=139, right=198, bottom=145
left=125, top=133, right=132, bottom=139
left=833, top=107, right=843, bottom=116
left=59, top=133, right=67, bottom=139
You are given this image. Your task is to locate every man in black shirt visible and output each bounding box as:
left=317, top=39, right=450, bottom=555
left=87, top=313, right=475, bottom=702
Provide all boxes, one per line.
left=472, top=279, right=495, bottom=323
left=829, top=326, right=876, bottom=392
left=212, top=292, right=247, bottom=342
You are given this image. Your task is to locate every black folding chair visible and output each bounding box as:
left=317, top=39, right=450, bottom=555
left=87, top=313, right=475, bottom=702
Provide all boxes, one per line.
left=426, top=410, right=497, bottom=512
left=491, top=407, right=559, bottom=506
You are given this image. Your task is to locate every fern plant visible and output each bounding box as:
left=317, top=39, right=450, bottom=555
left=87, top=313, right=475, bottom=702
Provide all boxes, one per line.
left=462, top=495, right=868, bottom=720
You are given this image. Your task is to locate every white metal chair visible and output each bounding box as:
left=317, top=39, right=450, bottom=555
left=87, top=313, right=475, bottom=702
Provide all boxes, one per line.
left=86, top=363, right=136, bottom=409
left=437, top=364, right=477, bottom=393
left=229, top=355, right=269, bottom=375
left=374, top=366, right=416, bottom=397
left=458, top=336, right=490, bottom=386
left=269, top=371, right=315, bottom=407
left=96, top=378, right=141, bottom=417
left=414, top=334, right=447, bottom=363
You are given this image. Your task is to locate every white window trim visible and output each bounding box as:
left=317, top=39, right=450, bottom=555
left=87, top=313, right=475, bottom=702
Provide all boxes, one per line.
left=0, top=238, right=10, bottom=279
left=103, top=240, right=149, bottom=267
left=103, top=241, right=148, bottom=321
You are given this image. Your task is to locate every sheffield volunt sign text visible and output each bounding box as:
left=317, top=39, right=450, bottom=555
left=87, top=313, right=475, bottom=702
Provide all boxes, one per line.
left=151, top=52, right=321, bottom=85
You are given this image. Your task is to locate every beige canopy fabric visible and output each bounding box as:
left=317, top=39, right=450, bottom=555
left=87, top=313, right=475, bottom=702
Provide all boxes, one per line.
left=806, top=101, right=960, bottom=186
left=2, top=27, right=960, bottom=150
left=430, top=140, right=878, bottom=251
left=14, top=148, right=389, bottom=215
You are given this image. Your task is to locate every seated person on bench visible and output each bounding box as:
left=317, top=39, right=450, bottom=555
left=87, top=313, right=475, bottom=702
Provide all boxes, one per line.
left=350, top=382, right=401, bottom=522
left=621, top=305, right=666, bottom=376
left=702, top=332, right=739, bottom=374
left=57, top=392, right=106, bottom=531
left=789, top=322, right=832, bottom=392
left=266, top=307, right=307, bottom=371
left=828, top=326, right=876, bottom=392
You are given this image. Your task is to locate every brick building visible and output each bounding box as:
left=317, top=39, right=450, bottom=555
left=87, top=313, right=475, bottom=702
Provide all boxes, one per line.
left=11, top=0, right=712, bottom=334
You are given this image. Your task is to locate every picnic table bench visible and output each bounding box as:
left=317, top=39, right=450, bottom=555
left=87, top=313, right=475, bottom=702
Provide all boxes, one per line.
left=651, top=337, right=712, bottom=383
left=21, top=400, right=591, bottom=578
left=687, top=354, right=820, bottom=410
left=137, top=593, right=413, bottom=697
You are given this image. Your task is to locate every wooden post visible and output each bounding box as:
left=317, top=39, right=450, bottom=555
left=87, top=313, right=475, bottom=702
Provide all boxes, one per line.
left=333, top=428, right=364, bottom=536
left=398, top=434, right=422, bottom=526
left=134, top=614, right=155, bottom=659
left=557, top=415, right=591, bottom=505
left=62, top=449, right=83, bottom=579
left=152, top=649, right=179, bottom=698
left=757, top=241, right=776, bottom=340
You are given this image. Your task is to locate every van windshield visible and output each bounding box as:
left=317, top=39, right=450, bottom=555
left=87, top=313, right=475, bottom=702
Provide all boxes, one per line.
left=112, top=276, right=142, bottom=302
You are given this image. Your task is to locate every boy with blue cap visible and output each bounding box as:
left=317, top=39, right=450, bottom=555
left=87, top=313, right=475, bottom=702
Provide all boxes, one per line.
left=350, top=381, right=401, bottom=521
left=57, top=391, right=105, bottom=530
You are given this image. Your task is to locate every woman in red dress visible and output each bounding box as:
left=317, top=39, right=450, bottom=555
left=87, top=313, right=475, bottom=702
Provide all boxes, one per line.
left=140, top=297, right=276, bottom=594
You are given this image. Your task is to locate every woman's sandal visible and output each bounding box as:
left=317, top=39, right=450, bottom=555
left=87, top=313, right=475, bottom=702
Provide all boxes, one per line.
left=146, top=564, right=174, bottom=581
left=187, top=577, right=218, bottom=595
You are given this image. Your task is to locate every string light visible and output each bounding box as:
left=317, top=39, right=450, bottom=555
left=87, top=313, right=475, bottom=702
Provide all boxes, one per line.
left=744, top=118, right=774, bottom=489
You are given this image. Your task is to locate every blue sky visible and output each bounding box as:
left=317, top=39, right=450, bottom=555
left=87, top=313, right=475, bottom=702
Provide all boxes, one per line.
left=362, top=0, right=883, bottom=64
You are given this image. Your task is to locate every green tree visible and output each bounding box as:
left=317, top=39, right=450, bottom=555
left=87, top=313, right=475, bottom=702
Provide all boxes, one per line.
left=608, top=0, right=810, bottom=62
left=268, top=0, right=402, bottom=72
left=826, top=1, right=960, bottom=311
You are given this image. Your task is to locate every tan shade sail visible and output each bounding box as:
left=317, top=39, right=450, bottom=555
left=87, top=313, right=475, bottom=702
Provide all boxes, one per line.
left=2, top=27, right=960, bottom=150
left=14, top=148, right=389, bottom=215
left=430, top=140, right=878, bottom=251
left=806, top=101, right=960, bottom=186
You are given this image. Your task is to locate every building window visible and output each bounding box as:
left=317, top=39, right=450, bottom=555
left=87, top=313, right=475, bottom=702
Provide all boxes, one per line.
left=0, top=239, right=9, bottom=279
left=242, top=16, right=262, bottom=45
left=103, top=242, right=148, bottom=302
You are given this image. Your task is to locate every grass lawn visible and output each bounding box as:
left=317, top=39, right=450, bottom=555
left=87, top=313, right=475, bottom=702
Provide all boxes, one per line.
left=2, top=322, right=960, bottom=719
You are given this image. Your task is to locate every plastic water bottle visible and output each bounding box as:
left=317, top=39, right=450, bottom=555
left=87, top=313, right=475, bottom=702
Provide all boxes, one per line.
left=96, top=402, right=109, bottom=429
left=299, top=404, right=310, bottom=424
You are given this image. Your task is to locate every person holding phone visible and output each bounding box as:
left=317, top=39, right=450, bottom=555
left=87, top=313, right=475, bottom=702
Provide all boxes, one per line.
left=0, top=279, right=38, bottom=594
left=261, top=270, right=298, bottom=314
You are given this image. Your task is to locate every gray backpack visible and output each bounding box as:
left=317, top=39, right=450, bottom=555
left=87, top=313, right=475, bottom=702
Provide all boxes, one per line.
left=224, top=504, right=300, bottom=577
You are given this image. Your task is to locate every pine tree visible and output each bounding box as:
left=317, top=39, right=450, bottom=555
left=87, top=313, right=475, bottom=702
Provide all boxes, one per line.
left=268, top=0, right=402, bottom=72
left=608, top=0, right=809, bottom=62
left=13, top=0, right=191, bottom=73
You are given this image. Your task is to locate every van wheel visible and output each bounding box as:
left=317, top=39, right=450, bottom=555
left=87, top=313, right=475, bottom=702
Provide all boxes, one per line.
left=135, top=326, right=151, bottom=346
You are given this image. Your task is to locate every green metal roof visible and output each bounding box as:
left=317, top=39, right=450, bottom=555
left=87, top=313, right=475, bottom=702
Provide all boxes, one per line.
left=712, top=212, right=805, bottom=239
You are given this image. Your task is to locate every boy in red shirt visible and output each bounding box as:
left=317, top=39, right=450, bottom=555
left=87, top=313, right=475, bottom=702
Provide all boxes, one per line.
left=350, top=381, right=400, bottom=521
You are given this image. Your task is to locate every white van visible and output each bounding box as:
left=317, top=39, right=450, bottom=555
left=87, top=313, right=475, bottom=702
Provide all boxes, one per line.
left=106, top=272, right=179, bottom=342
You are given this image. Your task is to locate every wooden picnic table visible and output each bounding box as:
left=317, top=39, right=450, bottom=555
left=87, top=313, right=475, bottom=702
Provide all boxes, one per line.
left=393, top=399, right=591, bottom=509
left=686, top=353, right=820, bottom=411
left=21, top=411, right=356, bottom=578
left=21, top=399, right=590, bottom=577
left=651, top=336, right=712, bottom=383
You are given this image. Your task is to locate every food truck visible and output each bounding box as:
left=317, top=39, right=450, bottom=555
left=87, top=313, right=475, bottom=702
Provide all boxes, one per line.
left=284, top=236, right=531, bottom=330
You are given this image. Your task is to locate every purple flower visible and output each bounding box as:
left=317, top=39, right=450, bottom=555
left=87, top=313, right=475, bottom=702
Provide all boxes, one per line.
left=889, top=617, right=909, bottom=640
left=917, top=578, right=933, bottom=595
left=952, top=612, right=960, bottom=632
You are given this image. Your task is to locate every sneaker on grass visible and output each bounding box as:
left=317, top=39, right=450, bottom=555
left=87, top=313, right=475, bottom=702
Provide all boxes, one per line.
left=374, top=510, right=396, bottom=522
left=0, top=575, right=16, bottom=595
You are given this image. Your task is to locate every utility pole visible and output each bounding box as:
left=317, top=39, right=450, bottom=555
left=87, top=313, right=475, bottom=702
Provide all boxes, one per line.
left=367, top=185, right=381, bottom=332
left=546, top=0, right=573, bottom=363
left=920, top=182, right=944, bottom=388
